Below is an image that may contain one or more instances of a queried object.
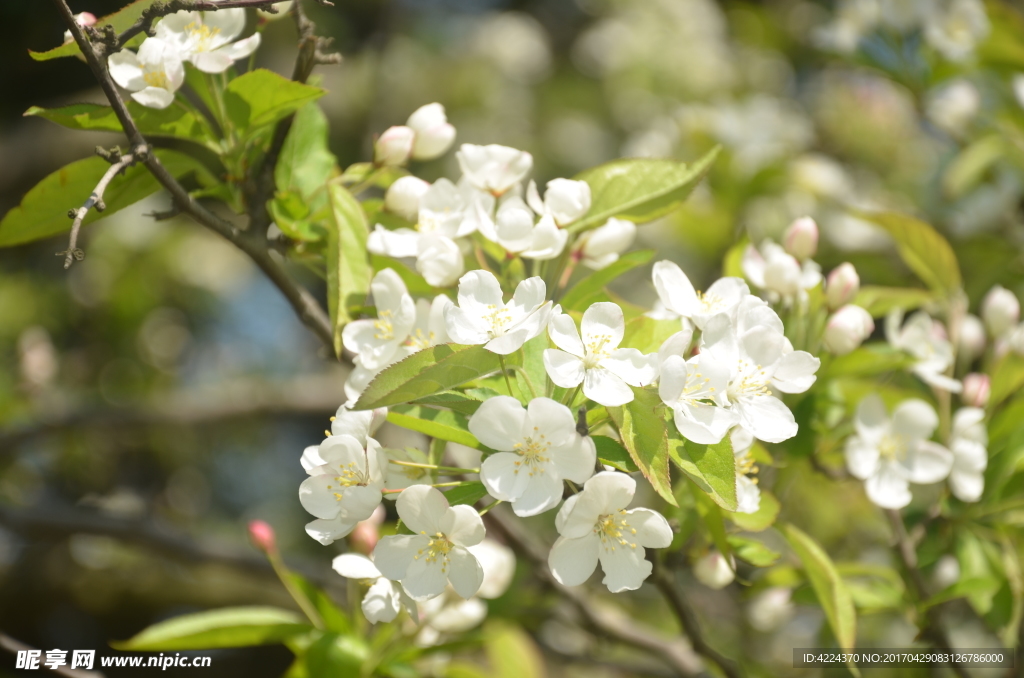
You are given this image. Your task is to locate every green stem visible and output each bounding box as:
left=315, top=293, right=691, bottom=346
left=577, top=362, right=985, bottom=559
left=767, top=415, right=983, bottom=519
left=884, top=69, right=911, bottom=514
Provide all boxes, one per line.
left=508, top=364, right=538, bottom=399
left=587, top=417, right=611, bottom=433
left=564, top=383, right=583, bottom=408
left=478, top=498, right=502, bottom=516
left=267, top=550, right=324, bottom=630
left=388, top=459, right=480, bottom=474
left=498, top=354, right=514, bottom=396
left=349, top=167, right=385, bottom=197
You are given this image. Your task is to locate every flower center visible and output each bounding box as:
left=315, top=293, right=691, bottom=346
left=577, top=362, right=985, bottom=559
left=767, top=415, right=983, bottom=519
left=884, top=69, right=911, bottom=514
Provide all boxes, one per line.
left=414, top=532, right=454, bottom=571
left=512, top=429, right=551, bottom=476
left=736, top=451, right=758, bottom=482
left=696, top=290, right=721, bottom=314
left=728, top=360, right=770, bottom=400
left=142, top=68, right=169, bottom=89
left=325, top=460, right=371, bottom=500
left=583, top=333, right=613, bottom=368
left=681, top=369, right=715, bottom=401
left=186, top=22, right=222, bottom=52
left=404, top=328, right=436, bottom=350
left=594, top=510, right=637, bottom=551
left=374, top=309, right=395, bottom=340
left=485, top=304, right=512, bottom=337
left=878, top=434, right=907, bottom=462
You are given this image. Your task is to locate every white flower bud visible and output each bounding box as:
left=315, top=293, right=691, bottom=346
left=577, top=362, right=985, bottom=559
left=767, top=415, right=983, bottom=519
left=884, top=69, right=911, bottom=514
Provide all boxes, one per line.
left=374, top=126, right=415, bottom=167
left=826, top=262, right=860, bottom=309
left=957, top=314, right=986, bottom=362
left=783, top=216, right=818, bottom=260
left=961, top=373, right=990, bottom=408
left=747, top=587, right=795, bottom=632
left=580, top=217, right=636, bottom=269
left=406, top=103, right=456, bottom=161
left=982, top=285, right=1020, bottom=338
left=693, top=550, right=734, bottom=590
left=925, top=79, right=980, bottom=135
left=64, top=11, right=97, bottom=42
left=823, top=305, right=874, bottom=355
left=384, top=176, right=431, bottom=222
left=932, top=554, right=960, bottom=590
left=1008, top=324, right=1024, bottom=357
left=534, top=178, right=592, bottom=226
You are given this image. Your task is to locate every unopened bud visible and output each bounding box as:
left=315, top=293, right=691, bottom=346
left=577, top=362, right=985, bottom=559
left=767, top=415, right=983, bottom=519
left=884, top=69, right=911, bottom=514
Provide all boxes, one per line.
left=406, top=103, right=456, bottom=161
left=826, top=262, right=859, bottom=309
left=961, top=373, right=990, bottom=408
left=747, top=587, right=794, bottom=632
left=385, top=176, right=431, bottom=222
left=693, top=550, right=735, bottom=590
left=349, top=505, right=386, bottom=555
left=374, top=126, right=415, bottom=167
left=248, top=520, right=276, bottom=553
left=823, top=304, right=874, bottom=355
left=64, top=12, right=97, bottom=43
left=957, top=314, right=986, bottom=362
left=982, top=285, right=1020, bottom=339
left=580, top=217, right=635, bottom=269
left=783, top=216, right=818, bottom=260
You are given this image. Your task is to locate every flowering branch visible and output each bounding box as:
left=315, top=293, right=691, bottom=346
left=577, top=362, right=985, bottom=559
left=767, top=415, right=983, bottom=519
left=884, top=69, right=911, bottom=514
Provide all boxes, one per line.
left=52, top=0, right=335, bottom=350
left=886, top=510, right=972, bottom=678
left=57, top=147, right=142, bottom=269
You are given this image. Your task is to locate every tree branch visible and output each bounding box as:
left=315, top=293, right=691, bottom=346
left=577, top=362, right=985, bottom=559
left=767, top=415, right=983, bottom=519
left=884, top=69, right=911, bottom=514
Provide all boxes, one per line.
left=482, top=507, right=703, bottom=678
left=58, top=148, right=141, bottom=269
left=52, top=0, right=335, bottom=350
left=0, top=632, right=105, bottom=678
left=886, top=509, right=972, bottom=678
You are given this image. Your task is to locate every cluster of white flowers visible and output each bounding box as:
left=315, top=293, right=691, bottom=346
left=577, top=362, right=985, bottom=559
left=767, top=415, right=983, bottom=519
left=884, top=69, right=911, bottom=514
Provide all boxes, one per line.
left=108, top=8, right=261, bottom=109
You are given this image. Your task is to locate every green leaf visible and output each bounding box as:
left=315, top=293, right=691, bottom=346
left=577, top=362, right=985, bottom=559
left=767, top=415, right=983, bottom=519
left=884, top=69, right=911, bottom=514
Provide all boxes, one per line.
left=354, top=344, right=503, bottom=410
left=727, top=491, right=780, bottom=532
left=326, top=182, right=371, bottom=355
left=305, top=633, right=369, bottom=676
left=484, top=622, right=545, bottom=678
left=921, top=577, right=1002, bottom=610
left=851, top=210, right=961, bottom=296
left=568, top=147, right=720, bottom=234
left=608, top=387, right=677, bottom=506
left=782, top=524, right=857, bottom=653
left=276, top=103, right=336, bottom=198
left=408, top=391, right=486, bottom=416
left=30, top=0, right=153, bottom=61
left=0, top=149, right=208, bottom=248
left=728, top=535, right=780, bottom=567
left=370, top=254, right=435, bottom=296
left=286, top=573, right=350, bottom=634
left=989, top=353, right=1024, bottom=411
left=113, top=607, right=309, bottom=651
left=25, top=102, right=215, bottom=146
left=667, top=433, right=738, bottom=512
left=444, top=482, right=490, bottom=507
left=852, top=285, right=934, bottom=318
left=592, top=435, right=639, bottom=473
left=559, top=249, right=653, bottom=311
left=822, top=344, right=916, bottom=379
left=688, top=482, right=733, bottom=563
left=224, top=70, right=324, bottom=137
left=621, top=315, right=681, bottom=354
left=388, top=406, right=481, bottom=449
left=269, top=191, right=324, bottom=242
left=516, top=334, right=548, bottom=400
left=943, top=135, right=1004, bottom=200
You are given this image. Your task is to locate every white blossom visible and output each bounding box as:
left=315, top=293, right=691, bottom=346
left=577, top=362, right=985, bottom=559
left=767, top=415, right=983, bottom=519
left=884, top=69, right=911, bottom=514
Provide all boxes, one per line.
left=926, top=79, right=980, bottom=135
left=845, top=395, right=953, bottom=510
left=578, top=218, right=636, bottom=269
left=481, top=197, right=568, bottom=260
left=948, top=407, right=987, bottom=502
left=406, top=103, right=456, bottom=161
left=924, top=0, right=989, bottom=62
left=548, top=472, right=672, bottom=592
left=886, top=309, right=962, bottom=393
left=469, top=396, right=595, bottom=516
left=444, top=271, right=553, bottom=355
left=385, top=176, right=431, bottom=222
left=659, top=352, right=735, bottom=445
left=332, top=553, right=416, bottom=623
left=652, top=261, right=750, bottom=330
left=300, top=434, right=388, bottom=545
left=742, top=240, right=821, bottom=305
left=731, top=427, right=761, bottom=514
left=526, top=178, right=592, bottom=226
left=374, top=485, right=486, bottom=601
left=544, top=303, right=655, bottom=407
left=342, top=269, right=416, bottom=370
left=456, top=144, right=533, bottom=195
left=155, top=9, right=261, bottom=73
left=108, top=38, right=184, bottom=110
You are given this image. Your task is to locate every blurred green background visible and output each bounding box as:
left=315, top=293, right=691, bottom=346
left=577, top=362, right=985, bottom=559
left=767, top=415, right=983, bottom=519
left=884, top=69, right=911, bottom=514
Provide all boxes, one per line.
left=1, top=0, right=1023, bottom=675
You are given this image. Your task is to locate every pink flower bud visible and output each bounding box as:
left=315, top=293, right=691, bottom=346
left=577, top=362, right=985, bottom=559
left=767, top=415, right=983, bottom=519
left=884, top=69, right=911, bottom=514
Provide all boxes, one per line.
left=783, top=216, right=818, bottom=260
left=385, top=176, right=430, bottom=222
left=823, top=304, right=874, bottom=355
left=248, top=520, right=276, bottom=553
left=406, top=103, right=456, bottom=161
left=77, top=12, right=98, bottom=26
left=693, top=550, right=735, bottom=590
left=982, top=285, right=1020, bottom=339
left=958, top=314, right=986, bottom=363
left=349, top=505, right=386, bottom=555
left=826, top=262, right=859, bottom=309
left=961, top=373, right=990, bottom=408
left=374, top=126, right=415, bottom=167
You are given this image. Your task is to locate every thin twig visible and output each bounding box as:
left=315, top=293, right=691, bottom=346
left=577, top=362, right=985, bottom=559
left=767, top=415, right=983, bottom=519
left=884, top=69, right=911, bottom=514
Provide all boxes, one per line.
left=651, top=559, right=744, bottom=678
left=57, top=149, right=140, bottom=269
left=0, top=632, right=105, bottom=678
left=53, top=0, right=335, bottom=350
left=483, top=507, right=703, bottom=678
left=886, top=509, right=972, bottom=678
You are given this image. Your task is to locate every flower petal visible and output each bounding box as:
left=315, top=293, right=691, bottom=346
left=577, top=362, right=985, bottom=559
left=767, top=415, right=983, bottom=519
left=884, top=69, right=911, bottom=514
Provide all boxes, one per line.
left=305, top=516, right=357, bottom=545
left=447, top=546, right=485, bottom=599
left=440, top=504, right=485, bottom=546
left=202, top=8, right=246, bottom=42
left=469, top=396, right=527, bottom=451
left=397, top=485, right=448, bottom=535
left=543, top=349, right=585, bottom=388
left=373, top=534, right=429, bottom=581
left=480, top=452, right=526, bottom=502
left=624, top=508, right=672, bottom=548
left=772, top=350, right=820, bottom=394
left=362, top=577, right=401, bottom=623
left=845, top=435, right=880, bottom=480
left=548, top=312, right=585, bottom=356
left=865, top=463, right=912, bottom=509
left=598, top=542, right=652, bottom=592
left=332, top=553, right=382, bottom=580
left=603, top=348, right=657, bottom=386
left=583, top=367, right=634, bottom=407
left=892, top=399, right=939, bottom=440
left=553, top=435, right=597, bottom=484
left=401, top=553, right=449, bottom=601
left=549, top=534, right=599, bottom=586
left=191, top=50, right=235, bottom=73
left=854, top=394, right=889, bottom=444
left=525, top=397, right=576, bottom=446
left=902, top=440, right=953, bottom=484
left=581, top=302, right=625, bottom=349
left=652, top=261, right=698, bottom=317
left=131, top=87, right=175, bottom=109
left=735, top=395, right=797, bottom=444
left=510, top=470, right=563, bottom=517
left=108, top=50, right=145, bottom=90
